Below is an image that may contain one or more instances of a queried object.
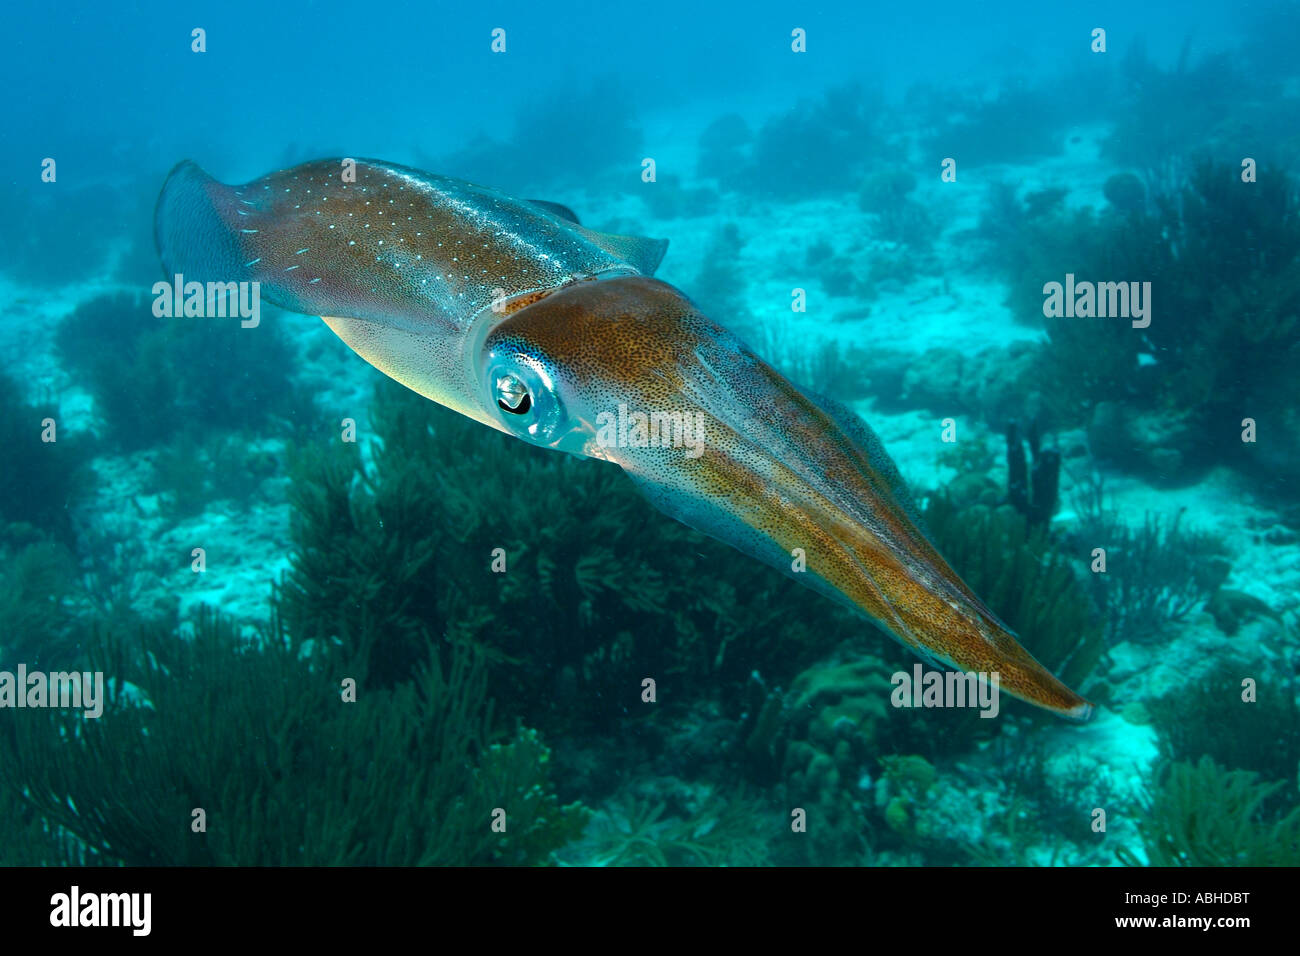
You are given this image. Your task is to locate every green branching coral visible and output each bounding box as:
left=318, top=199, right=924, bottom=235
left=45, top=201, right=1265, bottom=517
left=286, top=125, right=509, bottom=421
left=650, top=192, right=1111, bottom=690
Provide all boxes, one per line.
left=0, top=606, right=585, bottom=866
left=754, top=327, right=875, bottom=403
left=1117, top=757, right=1300, bottom=866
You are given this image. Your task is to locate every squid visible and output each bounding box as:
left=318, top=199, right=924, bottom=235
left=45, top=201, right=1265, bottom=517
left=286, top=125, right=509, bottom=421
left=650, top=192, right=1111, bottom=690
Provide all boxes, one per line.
left=155, top=158, right=1092, bottom=720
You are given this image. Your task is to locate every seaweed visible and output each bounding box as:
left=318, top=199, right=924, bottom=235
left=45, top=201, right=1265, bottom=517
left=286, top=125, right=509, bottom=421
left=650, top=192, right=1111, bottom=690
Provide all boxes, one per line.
left=756, top=329, right=874, bottom=401
left=279, top=428, right=439, bottom=690
left=0, top=782, right=99, bottom=865
left=1116, top=757, right=1300, bottom=867
left=0, top=606, right=586, bottom=866
left=1148, top=163, right=1300, bottom=415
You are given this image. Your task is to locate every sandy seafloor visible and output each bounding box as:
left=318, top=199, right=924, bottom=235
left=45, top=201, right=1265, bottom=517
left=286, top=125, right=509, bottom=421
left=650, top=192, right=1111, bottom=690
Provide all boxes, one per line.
left=6, top=114, right=1298, bottom=866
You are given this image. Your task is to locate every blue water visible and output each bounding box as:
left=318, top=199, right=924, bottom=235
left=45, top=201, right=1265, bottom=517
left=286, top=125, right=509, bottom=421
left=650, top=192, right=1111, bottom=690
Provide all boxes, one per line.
left=2, top=0, right=1298, bottom=869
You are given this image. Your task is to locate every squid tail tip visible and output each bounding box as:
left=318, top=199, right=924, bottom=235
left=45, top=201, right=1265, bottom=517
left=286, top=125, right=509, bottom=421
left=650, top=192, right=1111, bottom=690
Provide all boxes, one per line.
left=1058, top=698, right=1095, bottom=722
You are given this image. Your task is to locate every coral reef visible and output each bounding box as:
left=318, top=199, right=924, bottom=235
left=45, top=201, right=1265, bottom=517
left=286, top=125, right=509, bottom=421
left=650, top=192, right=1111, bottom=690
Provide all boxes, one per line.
left=435, top=80, right=643, bottom=193
left=891, top=341, right=1046, bottom=430
left=152, top=431, right=281, bottom=521
left=0, top=370, right=92, bottom=543
left=707, top=83, right=887, bottom=199
left=1103, top=42, right=1261, bottom=175
left=696, top=114, right=753, bottom=188
left=975, top=180, right=1067, bottom=254
left=562, top=792, right=773, bottom=867
left=0, top=606, right=586, bottom=865
left=1148, top=674, right=1300, bottom=814
left=1070, top=481, right=1230, bottom=646
left=803, top=239, right=860, bottom=299
left=638, top=174, right=719, bottom=220
left=990, top=162, right=1300, bottom=483
left=0, top=535, right=83, bottom=668
left=1102, top=172, right=1146, bottom=214
left=1117, top=757, right=1300, bottom=866
left=876, top=754, right=938, bottom=841
left=742, top=481, right=1111, bottom=852
left=745, top=653, right=893, bottom=782
left=691, top=223, right=757, bottom=340
left=923, top=76, right=1069, bottom=168
left=742, top=652, right=888, bottom=865
left=282, top=377, right=864, bottom=737
left=55, top=292, right=308, bottom=451
left=859, top=168, right=934, bottom=250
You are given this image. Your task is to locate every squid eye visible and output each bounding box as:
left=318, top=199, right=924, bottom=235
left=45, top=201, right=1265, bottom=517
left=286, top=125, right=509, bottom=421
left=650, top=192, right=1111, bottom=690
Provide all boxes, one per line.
left=495, top=373, right=532, bottom=415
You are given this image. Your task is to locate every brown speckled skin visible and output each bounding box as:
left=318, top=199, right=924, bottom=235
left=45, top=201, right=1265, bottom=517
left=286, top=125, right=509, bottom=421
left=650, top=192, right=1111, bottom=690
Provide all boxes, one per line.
left=485, top=277, right=1093, bottom=719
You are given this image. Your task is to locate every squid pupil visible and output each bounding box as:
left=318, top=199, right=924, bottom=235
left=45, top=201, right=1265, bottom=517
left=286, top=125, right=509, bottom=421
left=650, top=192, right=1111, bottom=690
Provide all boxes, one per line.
left=498, top=393, right=532, bottom=415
